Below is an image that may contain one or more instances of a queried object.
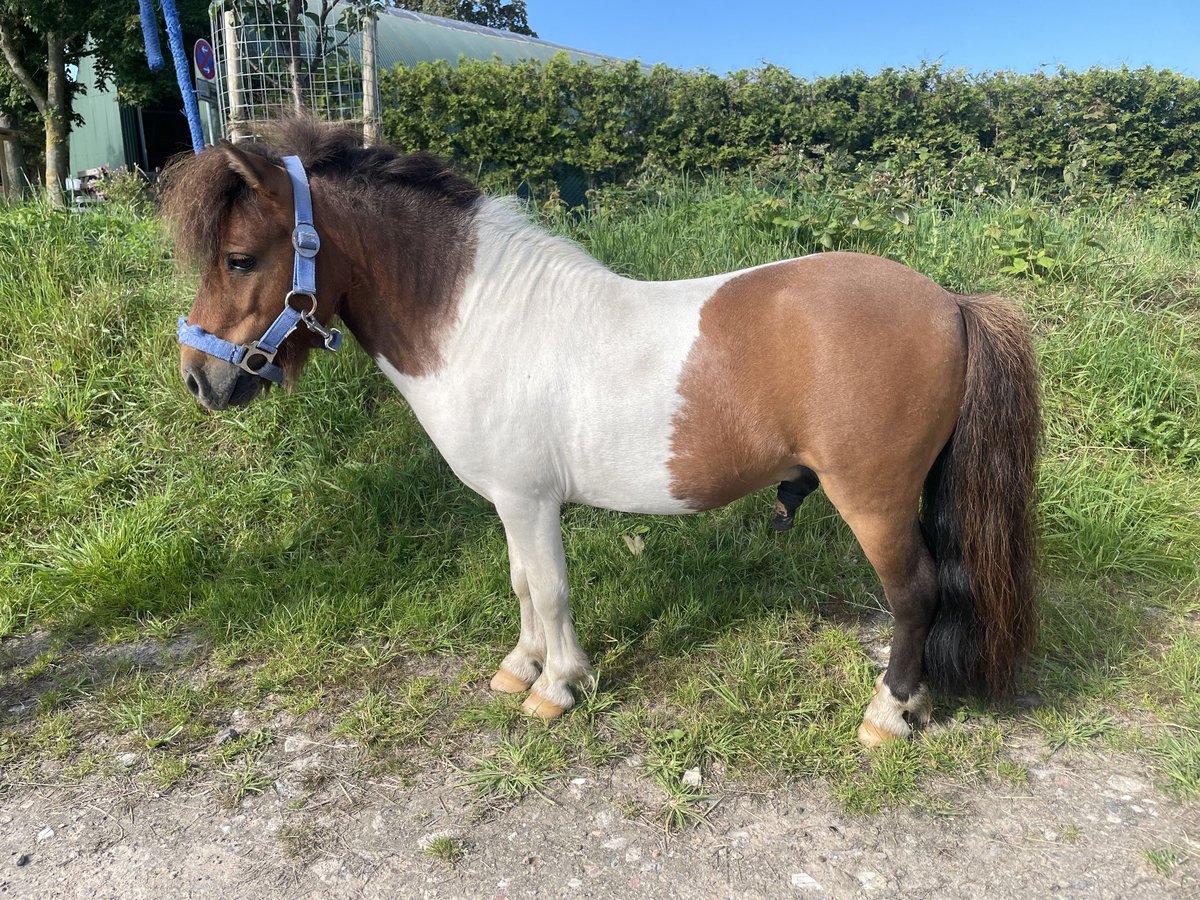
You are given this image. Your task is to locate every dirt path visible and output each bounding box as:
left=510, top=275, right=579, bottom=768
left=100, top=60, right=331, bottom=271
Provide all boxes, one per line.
left=2, top=728, right=1196, bottom=899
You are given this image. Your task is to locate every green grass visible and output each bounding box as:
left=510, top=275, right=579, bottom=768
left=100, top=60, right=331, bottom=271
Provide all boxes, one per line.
left=423, top=834, right=467, bottom=867
left=459, top=730, right=567, bottom=804
left=1145, top=847, right=1182, bottom=877
left=0, top=177, right=1198, bottom=817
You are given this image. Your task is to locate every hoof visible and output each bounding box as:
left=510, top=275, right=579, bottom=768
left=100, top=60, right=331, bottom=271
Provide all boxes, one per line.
left=490, top=668, right=532, bottom=694
left=521, top=692, right=567, bottom=720
left=858, top=676, right=931, bottom=748
left=857, top=719, right=904, bottom=747
left=772, top=500, right=795, bottom=532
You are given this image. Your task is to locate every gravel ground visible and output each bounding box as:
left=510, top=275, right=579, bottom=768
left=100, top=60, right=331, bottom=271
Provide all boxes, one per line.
left=1, top=729, right=1196, bottom=899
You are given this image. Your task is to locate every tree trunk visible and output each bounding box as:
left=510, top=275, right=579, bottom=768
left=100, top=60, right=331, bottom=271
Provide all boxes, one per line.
left=0, top=21, right=45, bottom=200
left=43, top=33, right=67, bottom=206
left=0, top=111, right=27, bottom=198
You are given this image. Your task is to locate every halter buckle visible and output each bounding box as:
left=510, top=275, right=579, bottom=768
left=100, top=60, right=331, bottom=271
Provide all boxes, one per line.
left=285, top=291, right=342, bottom=351
left=292, top=223, right=320, bottom=257
left=238, top=341, right=277, bottom=375
left=302, top=309, right=342, bottom=350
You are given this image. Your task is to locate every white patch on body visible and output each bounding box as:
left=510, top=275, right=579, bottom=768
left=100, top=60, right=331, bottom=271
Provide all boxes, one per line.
left=375, top=198, right=748, bottom=514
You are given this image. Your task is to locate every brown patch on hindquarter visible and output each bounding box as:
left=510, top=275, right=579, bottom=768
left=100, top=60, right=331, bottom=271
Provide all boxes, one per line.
left=668, top=253, right=967, bottom=511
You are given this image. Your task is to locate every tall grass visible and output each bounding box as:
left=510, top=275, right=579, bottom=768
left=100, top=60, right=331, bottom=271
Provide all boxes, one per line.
left=0, top=176, right=1197, bottom=806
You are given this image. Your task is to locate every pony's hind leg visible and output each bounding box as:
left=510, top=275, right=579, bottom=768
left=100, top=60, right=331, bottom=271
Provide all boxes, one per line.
left=494, top=496, right=593, bottom=719
left=824, top=487, right=937, bottom=745
left=490, top=534, right=545, bottom=694
left=773, top=467, right=819, bottom=532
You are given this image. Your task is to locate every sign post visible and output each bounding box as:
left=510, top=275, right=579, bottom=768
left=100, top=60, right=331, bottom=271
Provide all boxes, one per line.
left=193, top=38, right=220, bottom=143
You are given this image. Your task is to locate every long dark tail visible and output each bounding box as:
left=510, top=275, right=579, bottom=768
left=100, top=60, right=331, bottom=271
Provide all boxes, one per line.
left=921, top=294, right=1041, bottom=697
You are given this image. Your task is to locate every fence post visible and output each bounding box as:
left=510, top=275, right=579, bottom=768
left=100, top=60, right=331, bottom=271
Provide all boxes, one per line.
left=361, top=13, right=380, bottom=146
left=223, top=9, right=243, bottom=141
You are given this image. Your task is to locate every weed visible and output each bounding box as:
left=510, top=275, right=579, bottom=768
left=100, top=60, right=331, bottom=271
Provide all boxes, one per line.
left=1058, top=823, right=1083, bottom=844
left=39, top=674, right=93, bottom=712
left=102, top=675, right=217, bottom=751
left=30, top=712, right=75, bottom=759
left=283, top=688, right=327, bottom=717
left=985, top=205, right=1074, bottom=284
left=994, top=759, right=1029, bottom=784
left=147, top=754, right=190, bottom=790
left=460, top=730, right=567, bottom=803
left=455, top=699, right=525, bottom=733
left=424, top=834, right=467, bottom=867
left=656, top=785, right=713, bottom=833
left=1143, top=728, right=1200, bottom=798
left=19, top=650, right=56, bottom=682
left=617, top=796, right=646, bottom=820
left=1030, top=708, right=1117, bottom=752
left=218, top=728, right=274, bottom=763
left=332, top=679, right=446, bottom=751
left=62, top=753, right=101, bottom=781
left=1144, top=847, right=1180, bottom=876
left=220, top=755, right=274, bottom=807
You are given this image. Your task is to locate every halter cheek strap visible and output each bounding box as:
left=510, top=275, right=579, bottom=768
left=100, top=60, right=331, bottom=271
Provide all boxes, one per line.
left=176, top=154, right=342, bottom=385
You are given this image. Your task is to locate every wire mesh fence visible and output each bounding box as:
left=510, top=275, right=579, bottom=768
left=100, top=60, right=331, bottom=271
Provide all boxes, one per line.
left=207, top=0, right=378, bottom=140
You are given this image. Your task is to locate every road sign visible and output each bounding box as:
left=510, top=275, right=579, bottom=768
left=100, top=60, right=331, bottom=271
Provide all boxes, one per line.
left=194, top=38, right=216, bottom=82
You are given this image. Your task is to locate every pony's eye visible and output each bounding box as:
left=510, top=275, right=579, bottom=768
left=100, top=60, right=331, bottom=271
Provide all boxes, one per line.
left=227, top=253, right=256, bottom=272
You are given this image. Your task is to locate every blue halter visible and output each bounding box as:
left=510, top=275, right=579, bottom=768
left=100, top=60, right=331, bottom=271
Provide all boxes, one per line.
left=176, top=154, right=343, bottom=384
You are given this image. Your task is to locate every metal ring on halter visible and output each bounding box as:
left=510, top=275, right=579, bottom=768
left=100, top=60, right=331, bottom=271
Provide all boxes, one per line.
left=285, top=291, right=342, bottom=349
left=285, top=290, right=318, bottom=313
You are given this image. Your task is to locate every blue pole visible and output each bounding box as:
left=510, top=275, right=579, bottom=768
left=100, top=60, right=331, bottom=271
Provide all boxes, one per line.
left=139, top=0, right=164, bottom=70
left=156, top=0, right=206, bottom=153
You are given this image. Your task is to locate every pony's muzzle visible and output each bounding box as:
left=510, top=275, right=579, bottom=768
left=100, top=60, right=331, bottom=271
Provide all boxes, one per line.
left=182, top=357, right=262, bottom=410
left=182, top=360, right=215, bottom=407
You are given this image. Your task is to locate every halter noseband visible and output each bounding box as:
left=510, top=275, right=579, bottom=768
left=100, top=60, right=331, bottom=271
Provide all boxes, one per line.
left=176, top=154, right=343, bottom=384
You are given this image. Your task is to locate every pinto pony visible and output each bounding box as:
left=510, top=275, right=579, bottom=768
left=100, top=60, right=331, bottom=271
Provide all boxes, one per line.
left=164, top=121, right=1040, bottom=745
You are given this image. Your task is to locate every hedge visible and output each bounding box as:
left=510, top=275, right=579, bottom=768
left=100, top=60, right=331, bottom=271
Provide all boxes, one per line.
left=379, top=58, right=1200, bottom=202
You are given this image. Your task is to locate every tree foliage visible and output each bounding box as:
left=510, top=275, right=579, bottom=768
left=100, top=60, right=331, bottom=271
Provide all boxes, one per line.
left=389, top=0, right=535, bottom=36
left=0, top=0, right=209, bottom=197
left=87, top=0, right=212, bottom=108
left=380, top=58, right=1200, bottom=203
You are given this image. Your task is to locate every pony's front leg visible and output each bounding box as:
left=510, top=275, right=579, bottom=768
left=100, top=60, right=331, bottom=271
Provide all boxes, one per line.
left=490, top=534, right=546, bottom=694
left=494, top=496, right=593, bottom=719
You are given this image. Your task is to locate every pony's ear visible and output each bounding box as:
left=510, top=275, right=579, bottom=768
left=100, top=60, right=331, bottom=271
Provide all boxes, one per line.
left=219, top=141, right=290, bottom=202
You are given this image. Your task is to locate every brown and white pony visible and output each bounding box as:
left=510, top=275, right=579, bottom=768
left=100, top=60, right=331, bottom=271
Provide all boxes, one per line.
left=164, top=121, right=1039, bottom=745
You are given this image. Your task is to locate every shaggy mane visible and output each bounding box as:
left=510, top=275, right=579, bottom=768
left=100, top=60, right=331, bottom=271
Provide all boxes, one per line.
left=160, top=118, right=481, bottom=266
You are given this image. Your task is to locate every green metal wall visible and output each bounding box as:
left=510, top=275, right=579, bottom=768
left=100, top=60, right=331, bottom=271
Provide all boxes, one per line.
left=375, top=9, right=613, bottom=70
left=69, top=56, right=130, bottom=174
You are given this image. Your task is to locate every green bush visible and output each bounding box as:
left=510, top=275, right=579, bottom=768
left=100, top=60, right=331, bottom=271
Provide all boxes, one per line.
left=380, top=58, right=1200, bottom=203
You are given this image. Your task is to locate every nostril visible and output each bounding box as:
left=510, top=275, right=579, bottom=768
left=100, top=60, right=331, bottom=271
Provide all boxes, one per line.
left=185, top=371, right=201, bottom=398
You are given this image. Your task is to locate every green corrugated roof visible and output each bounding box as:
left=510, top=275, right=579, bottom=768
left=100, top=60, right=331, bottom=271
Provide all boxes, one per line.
left=375, top=9, right=617, bottom=69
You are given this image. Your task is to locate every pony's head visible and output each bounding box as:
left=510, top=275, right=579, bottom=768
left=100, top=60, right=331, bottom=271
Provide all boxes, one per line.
left=162, top=136, right=346, bottom=410
left=163, top=120, right=484, bottom=410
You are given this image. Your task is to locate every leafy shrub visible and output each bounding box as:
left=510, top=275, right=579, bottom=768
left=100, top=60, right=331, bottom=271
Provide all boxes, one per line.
left=83, top=165, right=152, bottom=212
left=985, top=206, right=1070, bottom=284
left=381, top=58, right=1200, bottom=203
